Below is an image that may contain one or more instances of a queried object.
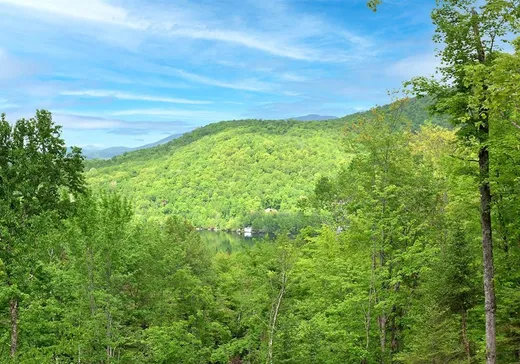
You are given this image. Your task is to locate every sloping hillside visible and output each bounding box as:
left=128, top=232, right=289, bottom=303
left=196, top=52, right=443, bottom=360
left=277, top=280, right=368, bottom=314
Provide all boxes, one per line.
left=86, top=98, right=442, bottom=228
left=86, top=118, right=347, bottom=228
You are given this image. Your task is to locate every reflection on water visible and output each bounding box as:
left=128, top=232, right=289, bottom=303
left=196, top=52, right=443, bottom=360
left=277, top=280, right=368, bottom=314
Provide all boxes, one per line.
left=198, top=230, right=269, bottom=253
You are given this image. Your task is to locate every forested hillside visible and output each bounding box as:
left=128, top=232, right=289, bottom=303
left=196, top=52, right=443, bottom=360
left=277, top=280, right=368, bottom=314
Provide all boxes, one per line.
left=85, top=97, right=440, bottom=229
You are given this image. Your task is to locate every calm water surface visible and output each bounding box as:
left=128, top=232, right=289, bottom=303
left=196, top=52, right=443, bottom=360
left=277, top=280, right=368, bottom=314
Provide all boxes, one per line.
left=198, top=230, right=271, bottom=253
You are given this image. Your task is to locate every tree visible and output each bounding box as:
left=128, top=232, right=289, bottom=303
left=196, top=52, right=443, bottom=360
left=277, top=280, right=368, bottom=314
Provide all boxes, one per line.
left=368, top=1, right=519, bottom=362
left=266, top=236, right=294, bottom=364
left=0, top=110, right=85, bottom=358
left=304, top=100, right=447, bottom=362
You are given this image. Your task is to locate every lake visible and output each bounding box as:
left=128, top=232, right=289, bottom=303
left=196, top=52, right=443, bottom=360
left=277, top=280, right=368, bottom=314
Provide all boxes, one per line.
left=198, top=230, right=271, bottom=253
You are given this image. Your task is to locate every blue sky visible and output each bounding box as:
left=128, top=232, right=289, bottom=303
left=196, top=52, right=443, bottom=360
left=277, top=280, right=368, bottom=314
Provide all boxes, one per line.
left=0, top=0, right=439, bottom=148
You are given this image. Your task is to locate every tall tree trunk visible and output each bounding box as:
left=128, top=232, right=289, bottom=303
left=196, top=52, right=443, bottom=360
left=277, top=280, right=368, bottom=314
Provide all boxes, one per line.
left=267, top=271, right=287, bottom=364
left=461, top=309, right=471, bottom=363
left=479, top=145, right=496, bottom=364
left=378, top=313, right=387, bottom=364
left=378, top=210, right=387, bottom=364
left=105, top=255, right=114, bottom=362
left=470, top=10, right=497, bottom=362
left=390, top=282, right=401, bottom=354
left=390, top=306, right=400, bottom=355
left=10, top=298, right=18, bottom=358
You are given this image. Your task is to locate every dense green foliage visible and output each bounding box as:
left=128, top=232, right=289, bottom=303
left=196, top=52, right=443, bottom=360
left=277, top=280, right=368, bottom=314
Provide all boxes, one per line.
left=401, top=1, right=519, bottom=361
left=2, top=90, right=519, bottom=362
left=0, top=110, right=86, bottom=358
left=2, top=103, right=519, bottom=363
left=85, top=97, right=442, bottom=230
left=1, top=1, right=519, bottom=362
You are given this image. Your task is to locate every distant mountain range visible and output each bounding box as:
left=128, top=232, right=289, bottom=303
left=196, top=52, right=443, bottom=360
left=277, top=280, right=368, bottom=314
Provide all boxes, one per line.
left=80, top=133, right=183, bottom=159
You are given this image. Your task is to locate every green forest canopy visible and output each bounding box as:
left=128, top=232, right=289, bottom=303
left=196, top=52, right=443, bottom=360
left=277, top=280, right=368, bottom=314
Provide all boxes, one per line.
left=2, top=94, right=519, bottom=362
left=2, top=1, right=520, bottom=360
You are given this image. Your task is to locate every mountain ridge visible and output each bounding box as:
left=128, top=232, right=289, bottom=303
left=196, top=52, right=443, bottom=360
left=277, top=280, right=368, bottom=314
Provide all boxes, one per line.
left=81, top=115, right=340, bottom=159
left=290, top=114, right=338, bottom=121
left=80, top=133, right=183, bottom=159
left=86, top=98, right=444, bottom=228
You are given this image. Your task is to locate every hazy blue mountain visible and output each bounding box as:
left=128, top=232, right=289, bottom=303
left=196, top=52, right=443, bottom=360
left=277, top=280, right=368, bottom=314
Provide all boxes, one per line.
left=135, top=133, right=184, bottom=149
left=80, top=133, right=184, bottom=159
left=290, top=114, right=338, bottom=121
left=81, top=146, right=133, bottom=159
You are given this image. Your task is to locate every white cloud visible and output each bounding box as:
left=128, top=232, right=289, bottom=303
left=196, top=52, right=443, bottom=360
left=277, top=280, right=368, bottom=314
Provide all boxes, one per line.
left=0, top=98, right=19, bottom=109
left=52, top=113, right=123, bottom=130
left=282, top=91, right=303, bottom=97
left=387, top=53, right=440, bottom=80
left=215, top=60, right=248, bottom=68
left=60, top=90, right=211, bottom=104
left=52, top=107, right=238, bottom=126
left=339, top=30, right=373, bottom=49
left=163, top=25, right=369, bottom=62
left=0, top=0, right=372, bottom=62
left=51, top=112, right=189, bottom=131
left=280, top=73, right=308, bottom=82
left=0, top=48, right=36, bottom=80
left=165, top=27, right=316, bottom=61
left=0, top=0, right=147, bottom=29
left=171, top=69, right=274, bottom=92
left=110, top=108, right=235, bottom=121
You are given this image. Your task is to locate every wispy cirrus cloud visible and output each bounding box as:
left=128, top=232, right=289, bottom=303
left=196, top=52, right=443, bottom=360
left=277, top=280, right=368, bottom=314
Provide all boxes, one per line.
left=171, top=69, right=275, bottom=92
left=61, top=90, right=211, bottom=104
left=0, top=0, right=374, bottom=62
left=0, top=48, right=38, bottom=80
left=0, top=0, right=148, bottom=29
left=279, top=73, right=309, bottom=82
left=164, top=27, right=318, bottom=61
left=0, top=0, right=437, bottom=148
left=53, top=113, right=122, bottom=130
left=387, top=53, right=440, bottom=80
left=109, top=108, right=236, bottom=121
left=52, top=112, right=190, bottom=131
left=0, top=98, right=19, bottom=109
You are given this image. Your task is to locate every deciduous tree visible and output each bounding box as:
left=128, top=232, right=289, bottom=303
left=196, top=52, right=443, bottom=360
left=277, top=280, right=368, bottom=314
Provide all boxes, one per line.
left=0, top=111, right=85, bottom=358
